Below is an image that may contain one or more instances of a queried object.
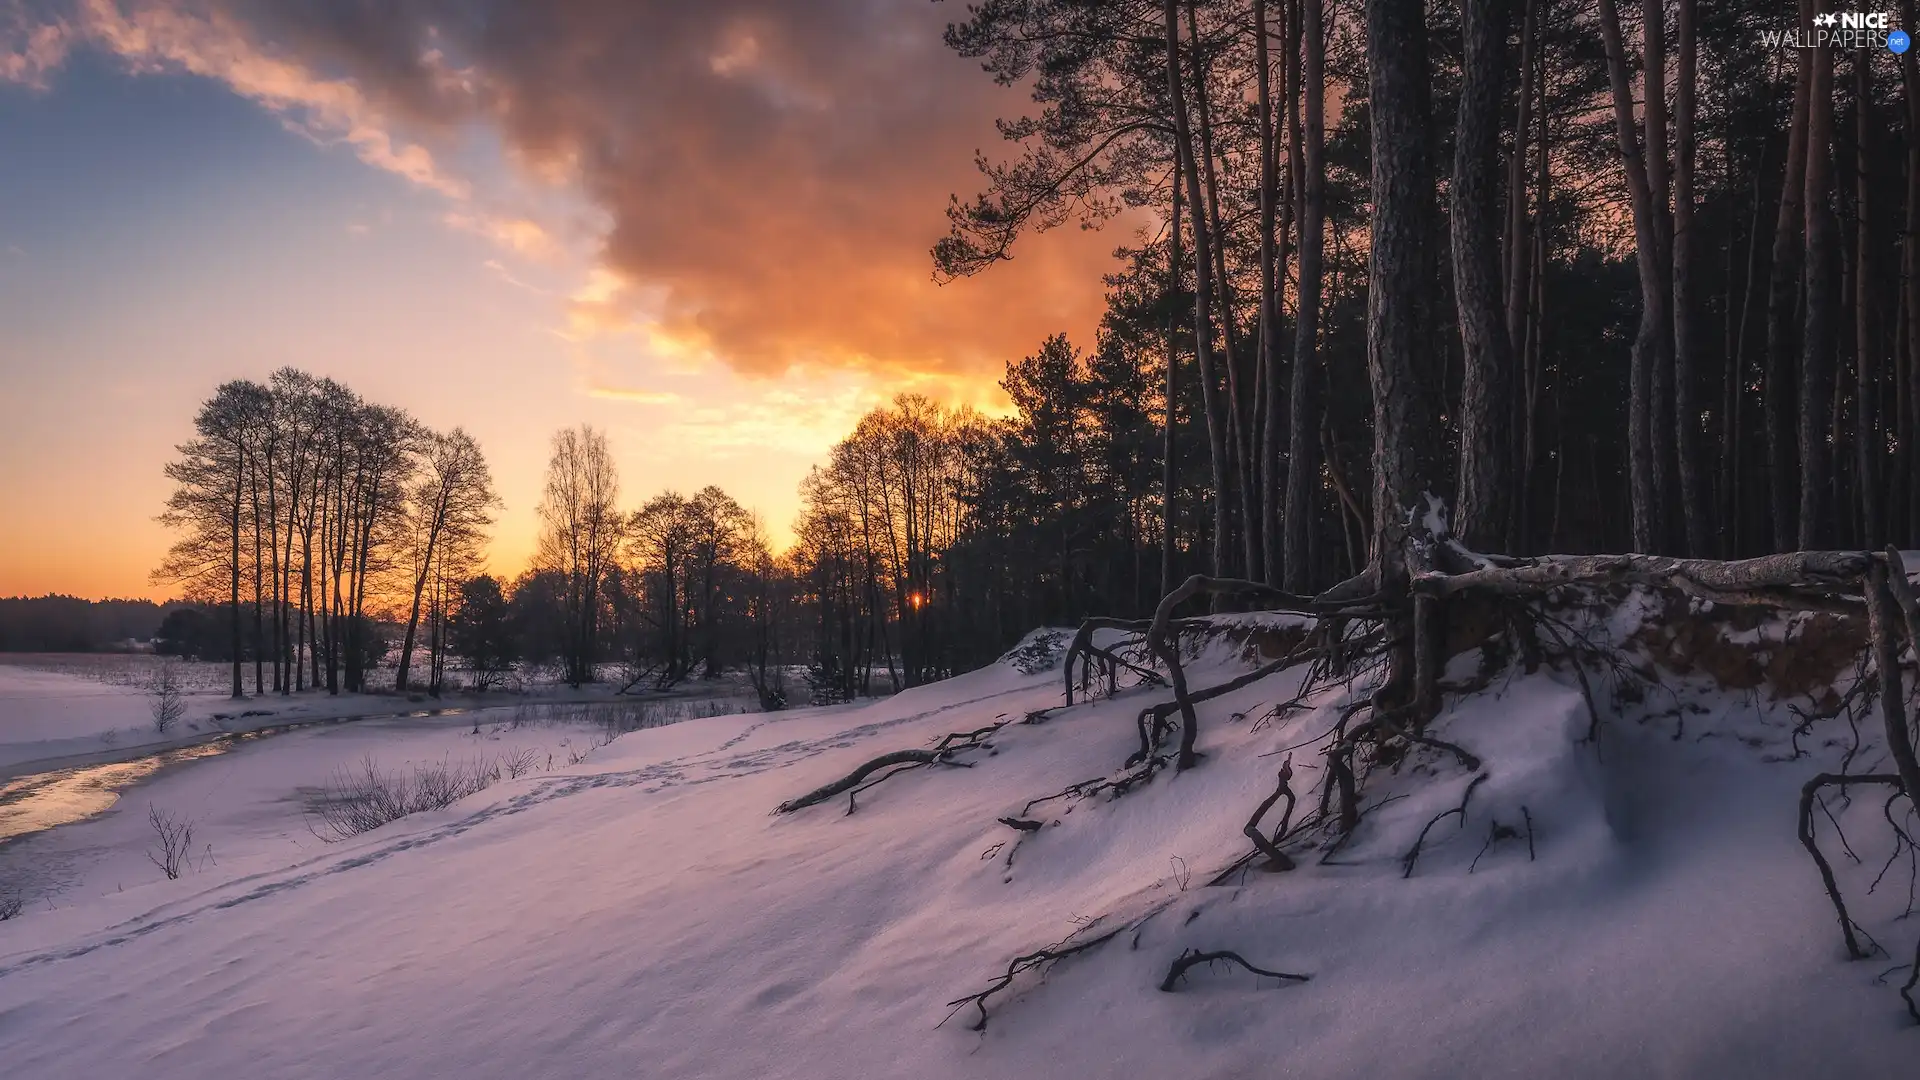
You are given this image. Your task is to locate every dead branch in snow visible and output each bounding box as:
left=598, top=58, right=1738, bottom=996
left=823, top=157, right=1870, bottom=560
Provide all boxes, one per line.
left=1157, top=948, right=1311, bottom=992
left=1401, top=774, right=1489, bottom=879
left=774, top=721, right=1008, bottom=815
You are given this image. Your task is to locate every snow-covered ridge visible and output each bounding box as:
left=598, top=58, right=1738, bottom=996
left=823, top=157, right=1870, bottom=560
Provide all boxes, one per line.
left=0, top=605, right=1914, bottom=1078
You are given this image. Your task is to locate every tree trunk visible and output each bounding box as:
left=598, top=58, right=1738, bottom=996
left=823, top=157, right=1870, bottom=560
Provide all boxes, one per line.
left=1365, top=0, right=1440, bottom=565
left=1451, top=0, right=1512, bottom=553
left=1255, top=0, right=1281, bottom=584
left=1503, top=0, right=1538, bottom=360
left=229, top=441, right=244, bottom=698
left=1165, top=0, right=1232, bottom=579
left=1596, top=0, right=1670, bottom=554
left=1671, top=0, right=1708, bottom=556
left=1643, top=0, right=1674, bottom=548
left=1187, top=0, right=1257, bottom=579
left=1800, top=1, right=1836, bottom=551
left=1766, top=0, right=1814, bottom=551
left=1855, top=54, right=1883, bottom=550
left=1905, top=0, right=1920, bottom=544
left=1162, top=171, right=1182, bottom=599
left=1282, top=0, right=1326, bottom=591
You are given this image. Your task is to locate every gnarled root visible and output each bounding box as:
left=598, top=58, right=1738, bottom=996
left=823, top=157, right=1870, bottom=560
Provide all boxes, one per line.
left=774, top=721, right=1008, bottom=814
left=1157, top=948, right=1310, bottom=992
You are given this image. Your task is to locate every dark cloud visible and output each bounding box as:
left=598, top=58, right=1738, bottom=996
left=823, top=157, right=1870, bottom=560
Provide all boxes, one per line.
left=208, top=0, right=1123, bottom=377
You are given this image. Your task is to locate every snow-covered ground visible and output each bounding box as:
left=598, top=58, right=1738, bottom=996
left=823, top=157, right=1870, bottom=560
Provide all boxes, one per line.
left=0, top=624, right=1913, bottom=1077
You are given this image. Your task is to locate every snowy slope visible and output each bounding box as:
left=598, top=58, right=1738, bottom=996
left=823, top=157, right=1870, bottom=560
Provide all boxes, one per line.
left=0, top=629, right=1913, bottom=1078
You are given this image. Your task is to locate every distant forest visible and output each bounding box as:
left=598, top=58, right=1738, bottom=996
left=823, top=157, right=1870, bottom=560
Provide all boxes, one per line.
left=0, top=595, right=183, bottom=653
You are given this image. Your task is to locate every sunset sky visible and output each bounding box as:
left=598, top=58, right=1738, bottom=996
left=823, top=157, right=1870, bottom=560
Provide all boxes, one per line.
left=0, top=0, right=1123, bottom=601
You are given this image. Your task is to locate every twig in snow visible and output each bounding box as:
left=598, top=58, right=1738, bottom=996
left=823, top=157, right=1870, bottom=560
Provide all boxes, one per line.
left=1401, top=773, right=1489, bottom=879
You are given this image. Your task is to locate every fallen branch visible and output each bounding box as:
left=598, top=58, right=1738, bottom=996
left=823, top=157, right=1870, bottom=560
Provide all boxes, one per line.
left=1419, top=551, right=1871, bottom=604
left=1157, top=948, right=1310, bottom=992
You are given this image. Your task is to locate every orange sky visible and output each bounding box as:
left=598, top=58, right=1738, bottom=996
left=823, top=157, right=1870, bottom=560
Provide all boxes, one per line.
left=0, top=0, right=1124, bottom=601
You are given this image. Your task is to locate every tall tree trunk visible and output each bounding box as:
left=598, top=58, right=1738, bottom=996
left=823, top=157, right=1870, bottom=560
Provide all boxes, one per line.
left=1187, top=0, right=1257, bottom=578
left=1282, top=0, right=1326, bottom=591
left=1162, top=173, right=1182, bottom=599
left=1451, top=0, right=1512, bottom=553
left=1364, top=0, right=1440, bottom=566
left=1255, top=0, right=1281, bottom=584
left=1799, top=0, right=1836, bottom=551
left=1643, top=0, right=1674, bottom=548
left=249, top=457, right=265, bottom=696
left=1904, top=0, right=1920, bottom=545
left=1854, top=54, right=1883, bottom=550
left=1503, top=0, right=1538, bottom=359
left=1671, top=0, right=1707, bottom=556
left=395, top=502, right=444, bottom=695
left=1597, top=0, right=1670, bottom=554
left=229, top=443, right=244, bottom=698
left=1727, top=165, right=1765, bottom=557
left=1766, top=0, right=1814, bottom=551
left=1165, top=0, right=1231, bottom=579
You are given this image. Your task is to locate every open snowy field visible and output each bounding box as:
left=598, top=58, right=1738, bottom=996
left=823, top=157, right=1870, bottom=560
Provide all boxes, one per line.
left=0, top=655, right=710, bottom=775
left=0, top=621, right=1912, bottom=1078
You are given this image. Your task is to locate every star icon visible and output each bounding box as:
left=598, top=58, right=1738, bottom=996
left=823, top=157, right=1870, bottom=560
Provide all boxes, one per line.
left=1814, top=11, right=1838, bottom=25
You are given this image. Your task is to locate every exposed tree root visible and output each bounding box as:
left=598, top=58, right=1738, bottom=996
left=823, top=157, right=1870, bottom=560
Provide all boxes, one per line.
left=940, top=901, right=1176, bottom=1032
left=1156, top=948, right=1310, bottom=992
left=1905, top=938, right=1920, bottom=1024
left=1799, top=773, right=1903, bottom=959
left=1240, top=759, right=1299, bottom=871
left=774, top=721, right=1008, bottom=814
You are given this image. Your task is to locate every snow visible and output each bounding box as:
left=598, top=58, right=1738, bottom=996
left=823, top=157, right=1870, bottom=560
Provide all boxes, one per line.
left=0, top=625, right=1915, bottom=1078
left=0, top=658, right=665, bottom=775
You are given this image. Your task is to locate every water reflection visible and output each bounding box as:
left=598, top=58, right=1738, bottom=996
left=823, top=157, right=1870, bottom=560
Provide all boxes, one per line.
left=0, top=744, right=234, bottom=842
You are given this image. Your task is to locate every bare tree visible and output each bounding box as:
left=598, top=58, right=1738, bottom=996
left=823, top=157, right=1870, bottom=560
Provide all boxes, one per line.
left=536, top=426, right=622, bottom=687
left=395, top=429, right=499, bottom=691
left=146, top=805, right=194, bottom=880
left=147, top=657, right=186, bottom=734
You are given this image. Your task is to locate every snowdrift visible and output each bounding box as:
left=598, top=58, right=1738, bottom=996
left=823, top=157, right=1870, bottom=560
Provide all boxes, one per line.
left=0, top=603, right=1914, bottom=1078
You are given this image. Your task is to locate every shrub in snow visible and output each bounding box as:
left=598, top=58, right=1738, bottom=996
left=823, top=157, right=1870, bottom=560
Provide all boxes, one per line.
left=146, top=805, right=194, bottom=880
left=308, top=755, right=497, bottom=842
left=147, top=659, right=187, bottom=734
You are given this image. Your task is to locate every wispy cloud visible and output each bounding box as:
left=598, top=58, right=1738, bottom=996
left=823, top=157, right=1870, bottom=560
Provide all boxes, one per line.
left=482, top=258, right=548, bottom=295
left=588, top=387, right=681, bottom=406
left=444, top=211, right=557, bottom=259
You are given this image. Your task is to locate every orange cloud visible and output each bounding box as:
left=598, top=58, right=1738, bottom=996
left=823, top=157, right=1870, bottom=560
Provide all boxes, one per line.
left=11, top=0, right=1120, bottom=390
